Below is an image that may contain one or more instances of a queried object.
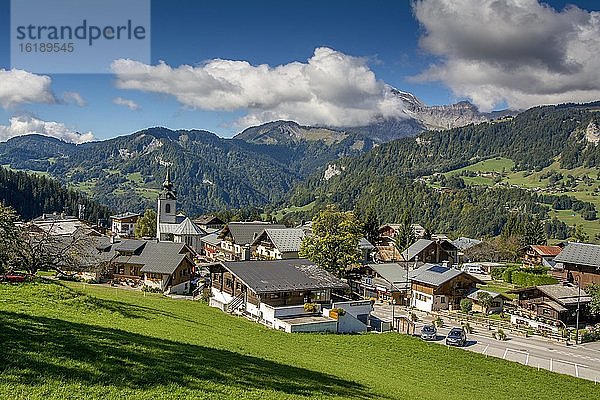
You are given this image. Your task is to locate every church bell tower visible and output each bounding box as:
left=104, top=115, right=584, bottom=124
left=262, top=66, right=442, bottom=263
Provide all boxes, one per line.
left=157, top=167, right=177, bottom=230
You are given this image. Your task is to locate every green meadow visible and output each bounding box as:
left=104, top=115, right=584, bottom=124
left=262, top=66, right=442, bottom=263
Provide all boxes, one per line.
left=0, top=280, right=597, bottom=399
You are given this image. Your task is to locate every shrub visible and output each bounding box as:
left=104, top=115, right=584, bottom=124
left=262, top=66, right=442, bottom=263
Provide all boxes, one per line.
left=303, top=303, right=317, bottom=313
left=491, top=267, right=505, bottom=280
left=492, top=329, right=507, bottom=341
left=331, top=307, right=346, bottom=316
left=434, top=317, right=444, bottom=327
left=461, top=322, right=473, bottom=334
left=410, top=312, right=418, bottom=322
left=460, top=298, right=473, bottom=313
left=511, top=271, right=558, bottom=287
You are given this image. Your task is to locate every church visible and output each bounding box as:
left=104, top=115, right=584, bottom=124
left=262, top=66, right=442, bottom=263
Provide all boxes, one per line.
left=156, top=169, right=206, bottom=253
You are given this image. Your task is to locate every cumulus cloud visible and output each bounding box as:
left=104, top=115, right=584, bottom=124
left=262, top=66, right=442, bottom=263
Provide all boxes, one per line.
left=111, top=47, right=408, bottom=126
left=0, top=69, right=55, bottom=108
left=62, top=91, right=87, bottom=107
left=113, top=97, right=141, bottom=111
left=411, top=0, right=600, bottom=111
left=0, top=115, right=94, bottom=144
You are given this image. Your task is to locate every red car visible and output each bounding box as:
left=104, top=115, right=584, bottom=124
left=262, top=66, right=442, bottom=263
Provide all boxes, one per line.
left=1, top=274, right=26, bottom=283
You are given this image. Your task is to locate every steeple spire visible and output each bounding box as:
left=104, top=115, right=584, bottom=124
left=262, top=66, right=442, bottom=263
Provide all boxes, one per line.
left=163, top=167, right=173, bottom=191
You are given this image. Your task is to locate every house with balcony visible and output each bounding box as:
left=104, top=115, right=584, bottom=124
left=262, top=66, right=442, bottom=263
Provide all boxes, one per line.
left=251, top=228, right=305, bottom=260
left=110, top=239, right=195, bottom=294
left=522, top=244, right=562, bottom=267
left=409, top=263, right=484, bottom=312
left=401, top=239, right=458, bottom=265
left=218, top=221, right=284, bottom=261
left=347, top=262, right=423, bottom=305
left=208, top=259, right=371, bottom=333
left=110, top=212, right=140, bottom=238
left=553, top=242, right=600, bottom=286
left=508, top=283, right=591, bottom=328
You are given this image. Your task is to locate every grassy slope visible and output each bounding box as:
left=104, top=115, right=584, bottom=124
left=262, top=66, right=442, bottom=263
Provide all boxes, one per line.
left=441, top=157, right=600, bottom=240
left=0, top=281, right=597, bottom=400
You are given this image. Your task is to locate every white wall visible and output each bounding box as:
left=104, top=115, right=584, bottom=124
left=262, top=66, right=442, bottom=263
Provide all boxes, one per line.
left=412, top=291, right=433, bottom=312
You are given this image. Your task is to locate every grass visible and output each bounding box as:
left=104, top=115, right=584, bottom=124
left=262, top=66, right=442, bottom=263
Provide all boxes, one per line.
left=440, top=157, right=600, bottom=241
left=478, top=280, right=518, bottom=300
left=262, top=201, right=315, bottom=222
left=0, top=280, right=597, bottom=399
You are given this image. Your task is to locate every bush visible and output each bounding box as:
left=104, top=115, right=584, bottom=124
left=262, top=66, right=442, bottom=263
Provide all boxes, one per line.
left=461, top=322, right=473, bottom=334
left=491, top=267, right=505, bottom=280
left=511, top=271, right=558, bottom=287
left=460, top=298, right=473, bottom=313
left=303, top=303, right=317, bottom=313
left=434, top=317, right=444, bottom=327
left=330, top=307, right=346, bottom=316
left=492, top=329, right=507, bottom=341
left=410, top=312, right=418, bottom=322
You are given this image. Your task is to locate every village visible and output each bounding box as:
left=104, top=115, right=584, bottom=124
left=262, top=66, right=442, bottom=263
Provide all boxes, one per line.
left=5, top=169, right=598, bottom=355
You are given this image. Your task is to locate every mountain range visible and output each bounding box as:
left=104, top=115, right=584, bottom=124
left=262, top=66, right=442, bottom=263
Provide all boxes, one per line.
left=0, top=91, right=512, bottom=216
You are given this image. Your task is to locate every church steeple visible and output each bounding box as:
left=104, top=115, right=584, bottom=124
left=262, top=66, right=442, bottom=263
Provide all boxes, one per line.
left=163, top=167, right=174, bottom=191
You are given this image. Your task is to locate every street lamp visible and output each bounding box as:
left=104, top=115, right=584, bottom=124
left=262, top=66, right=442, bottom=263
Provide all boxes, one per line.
left=575, top=276, right=582, bottom=345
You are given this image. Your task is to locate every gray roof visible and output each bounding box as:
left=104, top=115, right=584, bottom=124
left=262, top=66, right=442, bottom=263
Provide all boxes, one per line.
left=466, top=289, right=508, bottom=301
left=110, top=212, right=140, bottom=220
left=193, top=215, right=224, bottom=225
left=114, top=239, right=146, bottom=253
left=409, top=263, right=473, bottom=287
left=252, top=228, right=305, bottom=253
left=200, top=232, right=221, bottom=246
left=220, top=222, right=285, bottom=245
left=220, top=259, right=348, bottom=294
left=368, top=263, right=410, bottom=290
left=401, top=239, right=434, bottom=261
left=173, top=217, right=206, bottom=236
left=537, top=284, right=592, bottom=306
left=452, top=237, right=482, bottom=251
left=359, top=237, right=375, bottom=250
left=113, top=239, right=191, bottom=275
left=554, top=242, right=600, bottom=268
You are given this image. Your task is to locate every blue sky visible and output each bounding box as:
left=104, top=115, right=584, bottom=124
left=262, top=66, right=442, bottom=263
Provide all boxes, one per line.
left=1, top=0, right=599, bottom=141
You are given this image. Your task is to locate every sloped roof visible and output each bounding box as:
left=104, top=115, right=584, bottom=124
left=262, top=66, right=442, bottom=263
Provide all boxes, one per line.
left=173, top=217, right=206, bottom=236
left=359, top=237, right=375, bottom=250
left=409, top=263, right=483, bottom=287
left=452, top=237, right=482, bottom=251
left=200, top=232, right=221, bottom=246
left=253, top=228, right=305, bottom=253
left=369, top=263, right=410, bottom=290
left=401, top=239, right=434, bottom=261
left=220, top=259, right=348, bottom=294
left=537, top=284, right=592, bottom=306
left=530, top=245, right=562, bottom=257
left=553, top=242, right=600, bottom=268
left=219, top=222, right=285, bottom=245
left=110, top=212, right=140, bottom=220
left=466, top=289, right=510, bottom=301
left=112, top=239, right=191, bottom=275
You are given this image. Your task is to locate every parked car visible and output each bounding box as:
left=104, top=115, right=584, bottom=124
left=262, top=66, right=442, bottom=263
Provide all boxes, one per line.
left=420, top=324, right=437, bottom=340
left=446, top=327, right=467, bottom=346
left=462, top=264, right=486, bottom=274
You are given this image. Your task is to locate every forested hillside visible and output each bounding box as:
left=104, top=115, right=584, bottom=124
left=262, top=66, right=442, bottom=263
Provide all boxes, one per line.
left=0, top=166, right=111, bottom=221
left=287, top=104, right=600, bottom=240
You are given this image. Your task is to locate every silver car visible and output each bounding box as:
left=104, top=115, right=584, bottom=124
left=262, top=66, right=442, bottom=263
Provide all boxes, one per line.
left=420, top=324, right=437, bottom=340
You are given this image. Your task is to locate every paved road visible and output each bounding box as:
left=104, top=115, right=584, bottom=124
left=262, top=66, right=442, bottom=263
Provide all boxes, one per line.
left=373, top=304, right=600, bottom=382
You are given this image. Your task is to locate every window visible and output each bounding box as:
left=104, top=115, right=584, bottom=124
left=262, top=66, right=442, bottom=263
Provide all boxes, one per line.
left=226, top=278, right=233, bottom=288
left=440, top=297, right=445, bottom=303
left=165, top=203, right=171, bottom=213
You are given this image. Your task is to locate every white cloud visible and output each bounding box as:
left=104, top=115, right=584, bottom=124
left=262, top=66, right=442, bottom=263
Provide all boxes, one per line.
left=113, top=97, right=141, bottom=111
left=0, top=115, right=94, bottom=144
left=111, top=47, right=408, bottom=126
left=411, top=0, right=600, bottom=111
left=0, top=69, right=55, bottom=108
left=62, top=91, right=87, bottom=107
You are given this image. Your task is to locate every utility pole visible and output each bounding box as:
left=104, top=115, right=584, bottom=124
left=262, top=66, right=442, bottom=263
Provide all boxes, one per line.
left=575, top=274, right=581, bottom=345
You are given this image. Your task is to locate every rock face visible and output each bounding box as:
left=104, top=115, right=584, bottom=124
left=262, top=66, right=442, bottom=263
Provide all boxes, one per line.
left=585, top=120, right=600, bottom=145
left=236, top=87, right=516, bottom=146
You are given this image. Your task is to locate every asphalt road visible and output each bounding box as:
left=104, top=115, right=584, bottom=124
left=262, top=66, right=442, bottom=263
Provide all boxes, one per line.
left=373, top=304, right=600, bottom=382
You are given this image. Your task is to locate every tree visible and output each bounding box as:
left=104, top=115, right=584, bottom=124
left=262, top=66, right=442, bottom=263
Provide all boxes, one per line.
left=524, top=219, right=547, bottom=245
left=361, top=209, right=380, bottom=245
left=134, top=209, right=157, bottom=238
left=299, top=205, right=363, bottom=277
left=587, top=283, right=600, bottom=316
left=460, top=298, right=473, bottom=313
left=477, top=291, right=494, bottom=314
left=0, top=204, right=21, bottom=273
left=573, top=224, right=589, bottom=243
left=393, top=212, right=416, bottom=260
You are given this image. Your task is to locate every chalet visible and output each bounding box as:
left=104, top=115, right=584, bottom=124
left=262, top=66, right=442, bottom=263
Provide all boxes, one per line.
left=409, top=263, right=484, bottom=312
left=522, top=245, right=562, bottom=266
left=111, top=239, right=195, bottom=294
left=251, top=228, right=305, bottom=260
left=208, top=259, right=371, bottom=333
left=199, top=232, right=221, bottom=261
left=193, top=215, right=224, bottom=231
left=401, top=239, right=458, bottom=264
left=376, top=223, right=427, bottom=248
left=466, top=289, right=510, bottom=314
left=25, top=214, right=101, bottom=237
left=218, top=222, right=285, bottom=261
left=553, top=242, right=600, bottom=286
left=508, top=283, right=591, bottom=327
left=109, top=212, right=140, bottom=238
left=348, top=262, right=423, bottom=305
left=451, top=237, right=483, bottom=263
